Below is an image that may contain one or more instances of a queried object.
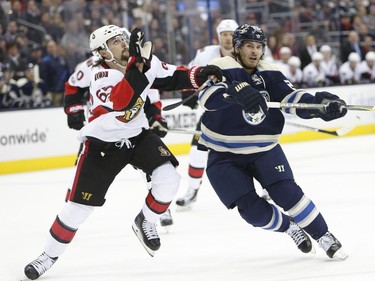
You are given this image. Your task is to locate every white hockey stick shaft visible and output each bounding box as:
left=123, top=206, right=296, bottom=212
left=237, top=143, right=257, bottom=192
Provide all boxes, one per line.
left=267, top=102, right=375, bottom=112
left=168, top=128, right=201, bottom=135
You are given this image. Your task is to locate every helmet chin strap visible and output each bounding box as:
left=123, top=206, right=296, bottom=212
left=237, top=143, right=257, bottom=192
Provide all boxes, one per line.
left=104, top=49, right=126, bottom=70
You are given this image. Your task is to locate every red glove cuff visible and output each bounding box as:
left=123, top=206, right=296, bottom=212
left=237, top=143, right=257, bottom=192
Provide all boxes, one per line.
left=188, top=66, right=202, bottom=89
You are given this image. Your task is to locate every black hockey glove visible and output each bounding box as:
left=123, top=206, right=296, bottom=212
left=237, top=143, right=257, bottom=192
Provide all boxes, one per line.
left=314, top=91, right=348, bottom=121
left=128, top=28, right=153, bottom=69
left=181, top=90, right=198, bottom=109
left=65, top=104, right=85, bottom=130
left=149, top=114, right=168, bottom=138
left=195, top=65, right=223, bottom=86
left=226, top=82, right=268, bottom=114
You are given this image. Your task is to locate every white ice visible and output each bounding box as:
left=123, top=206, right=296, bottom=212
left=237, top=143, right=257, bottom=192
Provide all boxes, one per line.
left=1, top=135, right=375, bottom=281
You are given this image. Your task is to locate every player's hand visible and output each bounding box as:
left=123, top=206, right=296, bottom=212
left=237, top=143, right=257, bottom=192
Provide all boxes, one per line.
left=149, top=114, right=168, bottom=138
left=196, top=65, right=223, bottom=86
left=65, top=104, right=85, bottom=130
left=129, top=28, right=153, bottom=68
left=315, top=91, right=347, bottom=121
left=226, top=81, right=268, bottom=114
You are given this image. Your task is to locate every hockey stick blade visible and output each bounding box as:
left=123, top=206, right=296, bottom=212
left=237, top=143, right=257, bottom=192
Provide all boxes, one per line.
left=267, top=102, right=375, bottom=111
left=163, top=79, right=212, bottom=111
left=287, top=116, right=360, bottom=137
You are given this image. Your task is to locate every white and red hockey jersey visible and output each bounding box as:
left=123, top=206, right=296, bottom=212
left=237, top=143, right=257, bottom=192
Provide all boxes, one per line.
left=78, top=55, right=199, bottom=142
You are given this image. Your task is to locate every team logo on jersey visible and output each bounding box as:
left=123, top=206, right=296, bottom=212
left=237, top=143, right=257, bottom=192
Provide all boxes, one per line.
left=158, top=146, right=171, bottom=156
left=251, top=74, right=263, bottom=85
left=116, top=97, right=144, bottom=123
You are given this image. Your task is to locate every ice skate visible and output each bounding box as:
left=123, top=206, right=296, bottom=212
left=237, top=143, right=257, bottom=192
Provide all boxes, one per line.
left=24, top=252, right=58, bottom=280
left=132, top=211, right=160, bottom=257
left=176, top=188, right=198, bottom=211
left=160, top=209, right=173, bottom=228
left=286, top=221, right=315, bottom=254
left=318, top=231, right=348, bottom=260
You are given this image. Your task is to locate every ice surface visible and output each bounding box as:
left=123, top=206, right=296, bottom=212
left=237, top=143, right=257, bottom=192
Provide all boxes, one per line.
left=1, top=135, right=375, bottom=281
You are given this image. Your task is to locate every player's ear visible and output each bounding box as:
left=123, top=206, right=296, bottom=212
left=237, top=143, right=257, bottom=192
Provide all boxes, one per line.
left=99, top=49, right=109, bottom=59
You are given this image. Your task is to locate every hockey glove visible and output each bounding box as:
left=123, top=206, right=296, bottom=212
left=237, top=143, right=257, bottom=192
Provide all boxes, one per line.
left=195, top=65, right=223, bottom=86
left=65, top=104, right=85, bottom=130
left=149, top=114, right=168, bottom=138
left=181, top=90, right=198, bottom=109
left=128, top=28, right=153, bottom=69
left=314, top=91, right=348, bottom=121
left=226, top=82, right=268, bottom=114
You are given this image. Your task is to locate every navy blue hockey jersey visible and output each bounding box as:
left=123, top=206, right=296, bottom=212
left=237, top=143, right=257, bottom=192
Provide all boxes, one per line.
left=198, top=56, right=317, bottom=154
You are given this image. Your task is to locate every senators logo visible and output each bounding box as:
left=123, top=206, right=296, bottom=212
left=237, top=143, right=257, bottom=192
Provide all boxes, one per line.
left=158, top=146, right=171, bottom=156
left=116, top=97, right=144, bottom=123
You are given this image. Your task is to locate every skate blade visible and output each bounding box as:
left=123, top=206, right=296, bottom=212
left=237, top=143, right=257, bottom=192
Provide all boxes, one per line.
left=309, top=245, right=316, bottom=254
left=132, top=223, right=155, bottom=257
left=175, top=204, right=193, bottom=212
left=332, top=248, right=349, bottom=260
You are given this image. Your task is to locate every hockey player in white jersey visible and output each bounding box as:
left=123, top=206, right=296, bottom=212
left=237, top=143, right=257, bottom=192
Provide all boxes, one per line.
left=23, top=25, right=222, bottom=280
left=176, top=19, right=238, bottom=210
left=63, top=31, right=173, bottom=227
left=198, top=24, right=348, bottom=261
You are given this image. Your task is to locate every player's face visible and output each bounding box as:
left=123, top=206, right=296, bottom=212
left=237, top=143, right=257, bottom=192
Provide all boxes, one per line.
left=219, top=31, right=234, bottom=51
left=237, top=41, right=263, bottom=71
left=107, top=35, right=129, bottom=65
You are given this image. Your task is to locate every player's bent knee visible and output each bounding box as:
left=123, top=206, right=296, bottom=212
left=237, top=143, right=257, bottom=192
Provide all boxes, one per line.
left=58, top=201, right=95, bottom=229
left=235, top=191, right=273, bottom=227
left=151, top=162, right=181, bottom=202
left=267, top=179, right=304, bottom=210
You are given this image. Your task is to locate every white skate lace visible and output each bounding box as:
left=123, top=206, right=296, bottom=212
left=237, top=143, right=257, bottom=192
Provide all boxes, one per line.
left=115, top=138, right=133, bottom=149
left=142, top=220, right=159, bottom=240
left=318, top=232, right=334, bottom=251
left=287, top=222, right=305, bottom=246
left=29, top=252, right=56, bottom=275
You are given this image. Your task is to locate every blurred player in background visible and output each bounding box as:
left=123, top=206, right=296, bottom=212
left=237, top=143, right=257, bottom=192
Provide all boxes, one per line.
left=175, top=19, right=238, bottom=210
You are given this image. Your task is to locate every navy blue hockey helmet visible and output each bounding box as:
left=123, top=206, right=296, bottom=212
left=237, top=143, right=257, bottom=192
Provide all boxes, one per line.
left=232, top=24, right=267, bottom=50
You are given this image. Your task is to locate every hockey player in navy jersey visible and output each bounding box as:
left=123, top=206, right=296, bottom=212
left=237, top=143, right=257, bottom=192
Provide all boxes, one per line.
left=23, top=25, right=222, bottom=280
left=198, top=24, right=348, bottom=260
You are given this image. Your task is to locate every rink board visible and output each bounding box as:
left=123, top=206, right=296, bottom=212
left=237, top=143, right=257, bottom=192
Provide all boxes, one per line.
left=1, top=84, right=375, bottom=174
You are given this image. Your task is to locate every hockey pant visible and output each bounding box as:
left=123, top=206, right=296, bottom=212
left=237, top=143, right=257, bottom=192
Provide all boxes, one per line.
left=235, top=179, right=328, bottom=239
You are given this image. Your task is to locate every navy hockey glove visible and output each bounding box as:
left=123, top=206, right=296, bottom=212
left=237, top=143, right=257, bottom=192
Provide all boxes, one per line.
left=65, top=104, right=85, bottom=130
left=314, top=91, right=348, bottom=121
left=149, top=114, right=168, bottom=138
left=226, top=82, right=268, bottom=114
left=195, top=65, right=223, bottom=86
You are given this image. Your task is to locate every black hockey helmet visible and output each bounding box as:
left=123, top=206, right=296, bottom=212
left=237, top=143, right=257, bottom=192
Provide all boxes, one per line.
left=232, top=24, right=267, bottom=50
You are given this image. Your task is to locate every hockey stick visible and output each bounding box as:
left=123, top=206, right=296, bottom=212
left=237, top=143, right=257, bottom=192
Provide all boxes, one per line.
left=267, top=102, right=375, bottom=112
left=286, top=116, right=360, bottom=136
left=162, top=79, right=212, bottom=111
left=168, top=128, right=201, bottom=135
left=170, top=115, right=360, bottom=137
